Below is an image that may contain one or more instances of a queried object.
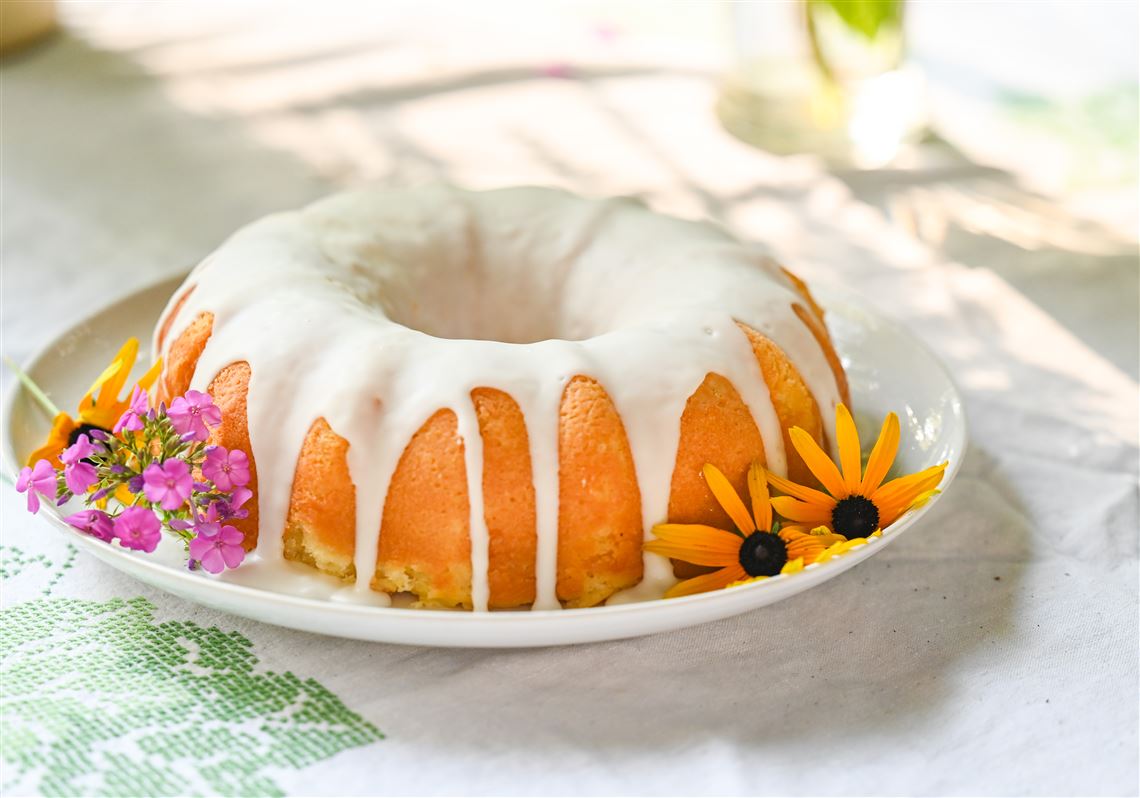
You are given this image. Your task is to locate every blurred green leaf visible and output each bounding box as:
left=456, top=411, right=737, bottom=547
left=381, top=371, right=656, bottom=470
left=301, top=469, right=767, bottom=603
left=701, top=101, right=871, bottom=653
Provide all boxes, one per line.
left=810, top=0, right=903, bottom=40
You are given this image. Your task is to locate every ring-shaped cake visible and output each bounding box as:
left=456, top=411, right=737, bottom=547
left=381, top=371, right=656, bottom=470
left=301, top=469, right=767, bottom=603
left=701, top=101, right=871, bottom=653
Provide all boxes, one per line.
left=155, top=186, right=849, bottom=610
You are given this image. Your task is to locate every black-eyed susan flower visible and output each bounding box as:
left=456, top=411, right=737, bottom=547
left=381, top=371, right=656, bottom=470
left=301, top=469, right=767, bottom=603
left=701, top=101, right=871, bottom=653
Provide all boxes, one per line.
left=648, top=462, right=814, bottom=598
left=23, top=338, right=161, bottom=467
left=767, top=404, right=946, bottom=540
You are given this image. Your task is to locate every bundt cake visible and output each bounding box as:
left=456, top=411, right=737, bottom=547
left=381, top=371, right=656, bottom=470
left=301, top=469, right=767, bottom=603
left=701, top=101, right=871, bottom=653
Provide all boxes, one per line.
left=154, top=186, right=849, bottom=610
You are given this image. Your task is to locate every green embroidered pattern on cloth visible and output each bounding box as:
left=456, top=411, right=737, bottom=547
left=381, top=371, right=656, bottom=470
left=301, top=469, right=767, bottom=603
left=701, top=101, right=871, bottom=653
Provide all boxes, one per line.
left=1, top=597, right=383, bottom=797
left=0, top=544, right=77, bottom=596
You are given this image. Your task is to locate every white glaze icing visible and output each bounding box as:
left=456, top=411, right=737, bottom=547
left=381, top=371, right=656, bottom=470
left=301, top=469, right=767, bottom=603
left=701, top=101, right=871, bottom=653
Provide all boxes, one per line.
left=153, top=186, right=843, bottom=611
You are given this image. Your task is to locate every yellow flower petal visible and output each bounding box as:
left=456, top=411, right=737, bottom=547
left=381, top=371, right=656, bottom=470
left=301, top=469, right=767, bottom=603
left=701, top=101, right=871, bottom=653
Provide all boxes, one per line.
left=873, top=463, right=947, bottom=526
left=781, top=557, right=805, bottom=575
left=765, top=471, right=834, bottom=505
left=644, top=539, right=740, bottom=568
left=727, top=575, right=768, bottom=588
left=650, top=523, right=745, bottom=550
left=910, top=488, right=941, bottom=509
left=136, top=357, right=163, bottom=393
left=665, top=564, right=747, bottom=598
left=780, top=524, right=846, bottom=562
left=789, top=426, right=847, bottom=498
left=747, top=461, right=772, bottom=532
left=85, top=338, right=138, bottom=412
left=81, top=360, right=125, bottom=408
left=878, top=475, right=946, bottom=526
left=814, top=540, right=848, bottom=564
left=702, top=463, right=756, bottom=534
left=784, top=524, right=848, bottom=542
left=871, top=462, right=947, bottom=505
left=860, top=412, right=900, bottom=494
left=833, top=529, right=881, bottom=555
left=26, top=412, right=77, bottom=467
left=80, top=403, right=129, bottom=431
left=771, top=495, right=834, bottom=524
left=776, top=523, right=813, bottom=538
left=836, top=403, right=862, bottom=492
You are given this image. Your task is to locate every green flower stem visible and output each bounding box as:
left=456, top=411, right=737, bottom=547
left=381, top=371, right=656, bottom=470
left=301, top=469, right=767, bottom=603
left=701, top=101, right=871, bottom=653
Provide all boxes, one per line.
left=2, top=355, right=62, bottom=418
left=804, top=2, right=838, bottom=88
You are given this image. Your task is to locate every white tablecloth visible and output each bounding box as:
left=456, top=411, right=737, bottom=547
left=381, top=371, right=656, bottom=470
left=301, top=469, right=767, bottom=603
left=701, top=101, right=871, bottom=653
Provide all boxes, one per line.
left=2, top=5, right=1137, bottom=796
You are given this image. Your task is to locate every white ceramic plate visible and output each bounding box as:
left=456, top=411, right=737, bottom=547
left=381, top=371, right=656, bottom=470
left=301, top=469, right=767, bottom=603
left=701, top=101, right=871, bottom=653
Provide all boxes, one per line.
left=3, top=275, right=965, bottom=647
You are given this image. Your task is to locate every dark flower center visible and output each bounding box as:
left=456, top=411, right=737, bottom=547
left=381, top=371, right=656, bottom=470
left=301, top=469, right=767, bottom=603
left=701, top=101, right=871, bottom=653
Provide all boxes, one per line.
left=831, top=495, right=880, bottom=538
left=68, top=423, right=109, bottom=447
left=68, top=423, right=110, bottom=464
left=738, top=531, right=788, bottom=577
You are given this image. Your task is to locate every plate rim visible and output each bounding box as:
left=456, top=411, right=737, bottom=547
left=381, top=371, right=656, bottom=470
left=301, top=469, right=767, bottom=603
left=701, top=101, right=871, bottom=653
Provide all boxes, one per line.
left=2, top=272, right=967, bottom=634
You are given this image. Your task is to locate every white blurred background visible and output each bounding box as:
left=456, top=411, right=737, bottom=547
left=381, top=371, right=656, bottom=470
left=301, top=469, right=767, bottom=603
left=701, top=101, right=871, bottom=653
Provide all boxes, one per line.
left=3, top=0, right=1137, bottom=376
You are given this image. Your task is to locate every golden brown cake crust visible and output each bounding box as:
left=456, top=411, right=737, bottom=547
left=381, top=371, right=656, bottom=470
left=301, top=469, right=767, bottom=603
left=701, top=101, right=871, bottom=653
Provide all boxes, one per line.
left=284, top=418, right=356, bottom=579
left=472, top=388, right=538, bottom=609
left=667, top=372, right=767, bottom=531
left=156, top=287, right=194, bottom=353
left=557, top=376, right=644, bottom=608
left=158, top=309, right=212, bottom=403
left=207, top=361, right=260, bottom=550
left=372, top=409, right=473, bottom=607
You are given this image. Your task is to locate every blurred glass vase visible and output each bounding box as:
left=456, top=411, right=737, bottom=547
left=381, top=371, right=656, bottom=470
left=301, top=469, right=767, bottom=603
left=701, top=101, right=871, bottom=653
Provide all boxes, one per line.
left=718, top=0, right=926, bottom=167
left=0, top=0, right=56, bottom=56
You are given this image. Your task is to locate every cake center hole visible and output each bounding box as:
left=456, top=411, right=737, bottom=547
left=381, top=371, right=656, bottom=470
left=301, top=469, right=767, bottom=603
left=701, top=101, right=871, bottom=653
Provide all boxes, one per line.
left=380, top=276, right=592, bottom=344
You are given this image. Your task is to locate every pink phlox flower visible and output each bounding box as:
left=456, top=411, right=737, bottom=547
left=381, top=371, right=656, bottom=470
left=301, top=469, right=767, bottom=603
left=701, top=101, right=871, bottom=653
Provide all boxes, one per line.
left=214, top=486, right=252, bottom=520
left=142, top=458, right=193, bottom=510
left=15, top=459, right=57, bottom=514
left=194, top=520, right=221, bottom=538
left=65, top=509, right=115, bottom=542
left=113, top=506, right=162, bottom=552
left=113, top=386, right=149, bottom=434
left=189, top=524, right=245, bottom=573
left=193, top=503, right=221, bottom=538
left=202, top=446, right=250, bottom=491
left=167, top=390, right=221, bottom=442
left=194, top=499, right=222, bottom=525
left=60, top=434, right=99, bottom=494
left=63, top=461, right=98, bottom=495
left=60, top=434, right=97, bottom=464
left=231, top=486, right=252, bottom=509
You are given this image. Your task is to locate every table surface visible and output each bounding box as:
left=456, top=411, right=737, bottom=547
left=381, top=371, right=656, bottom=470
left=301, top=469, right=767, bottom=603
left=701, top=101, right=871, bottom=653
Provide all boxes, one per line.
left=2, top=4, right=1137, bottom=796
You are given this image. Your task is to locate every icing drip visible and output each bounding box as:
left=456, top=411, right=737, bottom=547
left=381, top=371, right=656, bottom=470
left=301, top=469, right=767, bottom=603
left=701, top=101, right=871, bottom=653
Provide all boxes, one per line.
left=525, top=369, right=574, bottom=612
left=153, top=186, right=844, bottom=610
left=455, top=402, right=488, bottom=611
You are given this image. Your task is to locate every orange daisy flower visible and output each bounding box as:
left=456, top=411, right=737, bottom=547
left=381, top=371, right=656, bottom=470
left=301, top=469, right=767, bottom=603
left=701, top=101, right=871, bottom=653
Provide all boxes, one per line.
left=22, top=338, right=161, bottom=467
left=767, top=404, right=946, bottom=540
left=647, top=462, right=809, bottom=598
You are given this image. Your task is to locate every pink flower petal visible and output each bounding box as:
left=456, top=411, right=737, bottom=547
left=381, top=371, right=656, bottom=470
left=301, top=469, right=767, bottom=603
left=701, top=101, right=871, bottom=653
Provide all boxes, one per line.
left=230, top=487, right=252, bottom=509
left=16, top=466, right=32, bottom=493
left=198, top=546, right=226, bottom=574
left=64, top=462, right=97, bottom=495
left=220, top=543, right=245, bottom=569
left=61, top=434, right=96, bottom=465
